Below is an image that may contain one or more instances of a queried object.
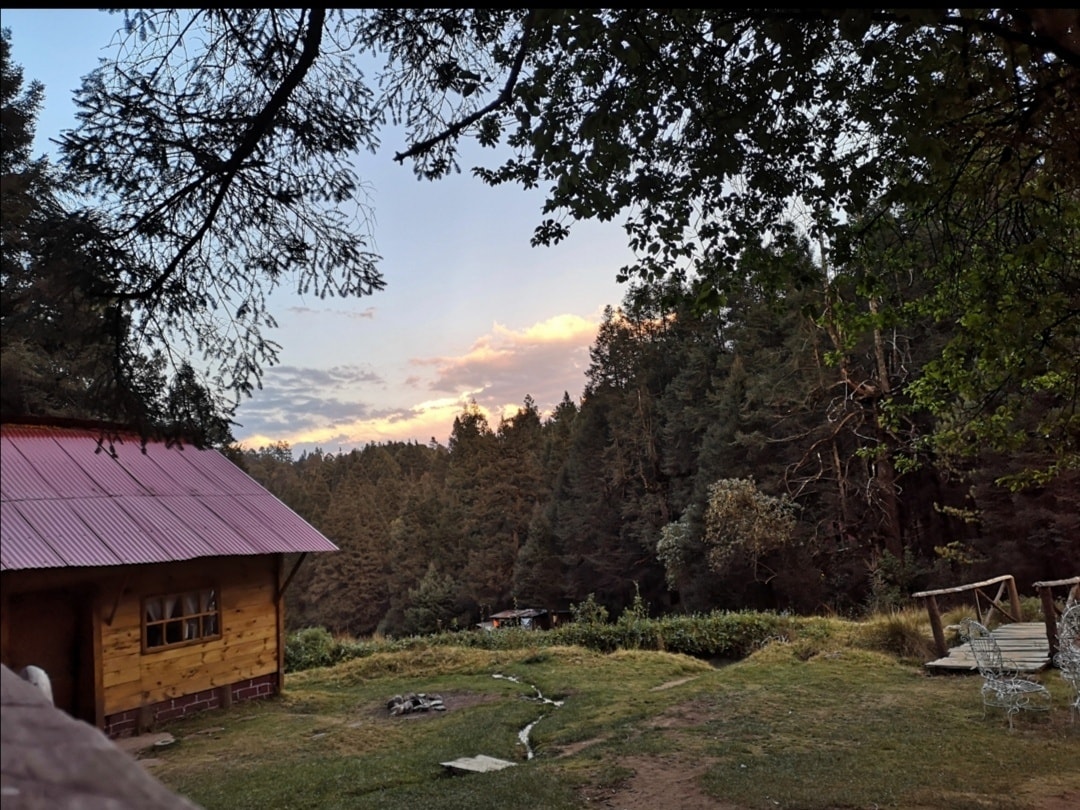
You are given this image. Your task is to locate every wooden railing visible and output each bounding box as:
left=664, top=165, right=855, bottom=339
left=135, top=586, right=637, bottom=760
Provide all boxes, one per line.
left=1032, top=576, right=1080, bottom=657
left=912, top=574, right=1022, bottom=658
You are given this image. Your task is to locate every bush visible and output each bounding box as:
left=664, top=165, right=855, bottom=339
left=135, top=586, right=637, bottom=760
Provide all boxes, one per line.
left=285, top=627, right=376, bottom=672
left=548, top=610, right=785, bottom=658
left=283, top=609, right=929, bottom=674
left=285, top=627, right=338, bottom=671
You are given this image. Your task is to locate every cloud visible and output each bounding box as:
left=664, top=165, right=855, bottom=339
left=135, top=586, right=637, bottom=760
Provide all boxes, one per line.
left=264, top=364, right=384, bottom=390
left=413, top=312, right=600, bottom=415
left=233, top=363, right=385, bottom=446
left=286, top=305, right=377, bottom=320
left=238, top=393, right=483, bottom=453
left=234, top=311, right=605, bottom=453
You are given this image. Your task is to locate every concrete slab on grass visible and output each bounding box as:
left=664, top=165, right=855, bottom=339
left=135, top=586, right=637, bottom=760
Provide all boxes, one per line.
left=440, top=754, right=516, bottom=774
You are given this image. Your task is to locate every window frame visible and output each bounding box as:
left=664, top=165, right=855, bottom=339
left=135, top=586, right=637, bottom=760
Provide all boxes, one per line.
left=141, top=586, right=222, bottom=654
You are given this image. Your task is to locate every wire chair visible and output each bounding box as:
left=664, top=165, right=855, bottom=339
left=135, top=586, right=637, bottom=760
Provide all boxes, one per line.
left=958, top=618, right=1052, bottom=730
left=1055, top=604, right=1080, bottom=722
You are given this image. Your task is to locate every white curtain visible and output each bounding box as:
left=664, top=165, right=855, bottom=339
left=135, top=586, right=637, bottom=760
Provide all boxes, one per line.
left=183, top=593, right=199, bottom=639
left=146, top=591, right=220, bottom=643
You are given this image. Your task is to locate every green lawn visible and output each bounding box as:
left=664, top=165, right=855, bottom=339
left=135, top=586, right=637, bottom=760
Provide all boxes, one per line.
left=148, top=643, right=1079, bottom=809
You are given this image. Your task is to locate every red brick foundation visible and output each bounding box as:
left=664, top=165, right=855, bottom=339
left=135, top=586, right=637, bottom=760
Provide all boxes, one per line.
left=104, top=673, right=278, bottom=737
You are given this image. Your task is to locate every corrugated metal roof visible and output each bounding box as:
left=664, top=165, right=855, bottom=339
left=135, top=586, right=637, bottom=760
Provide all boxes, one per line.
left=1, top=423, right=338, bottom=571
left=15, top=434, right=110, bottom=497
left=107, top=495, right=219, bottom=560
left=0, top=436, right=61, bottom=501
left=173, top=447, right=268, bottom=495
left=489, top=608, right=547, bottom=620
left=9, top=500, right=124, bottom=568
left=234, top=494, right=346, bottom=552
left=195, top=496, right=293, bottom=555
left=66, top=497, right=176, bottom=564
left=155, top=495, right=262, bottom=557
left=94, top=439, right=191, bottom=497
left=53, top=436, right=153, bottom=496
left=0, top=502, right=67, bottom=569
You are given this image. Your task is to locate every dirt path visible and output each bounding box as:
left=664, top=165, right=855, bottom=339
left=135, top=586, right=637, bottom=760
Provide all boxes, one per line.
left=579, top=754, right=744, bottom=809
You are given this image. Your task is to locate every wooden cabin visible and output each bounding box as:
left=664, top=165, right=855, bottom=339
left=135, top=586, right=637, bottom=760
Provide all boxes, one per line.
left=0, top=422, right=338, bottom=737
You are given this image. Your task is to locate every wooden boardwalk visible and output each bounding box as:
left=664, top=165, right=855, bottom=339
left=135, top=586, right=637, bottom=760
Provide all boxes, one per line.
left=925, top=622, right=1051, bottom=672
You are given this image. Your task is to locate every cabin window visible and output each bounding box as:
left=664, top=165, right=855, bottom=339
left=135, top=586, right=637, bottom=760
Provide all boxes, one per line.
left=143, top=588, right=220, bottom=651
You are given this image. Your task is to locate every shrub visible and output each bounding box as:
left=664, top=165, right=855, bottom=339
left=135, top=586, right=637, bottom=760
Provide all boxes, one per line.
left=283, top=609, right=932, bottom=674
left=570, top=593, right=609, bottom=625
left=285, top=627, right=338, bottom=672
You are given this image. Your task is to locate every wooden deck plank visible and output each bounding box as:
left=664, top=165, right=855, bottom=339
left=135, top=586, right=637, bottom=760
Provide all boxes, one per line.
left=925, top=622, right=1051, bottom=672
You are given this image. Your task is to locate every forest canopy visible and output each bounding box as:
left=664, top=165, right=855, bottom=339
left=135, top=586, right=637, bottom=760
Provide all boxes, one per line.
left=2, top=11, right=1077, bottom=631
left=36, top=8, right=1079, bottom=473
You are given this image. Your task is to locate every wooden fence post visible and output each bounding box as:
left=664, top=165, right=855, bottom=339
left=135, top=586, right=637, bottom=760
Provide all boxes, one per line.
left=1037, top=584, right=1059, bottom=656
left=1032, top=576, right=1080, bottom=656
left=1006, top=576, right=1022, bottom=624
left=926, top=595, right=947, bottom=658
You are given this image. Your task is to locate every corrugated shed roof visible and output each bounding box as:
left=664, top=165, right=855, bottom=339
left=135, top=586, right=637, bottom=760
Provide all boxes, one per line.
left=490, top=608, right=547, bottom=620
left=0, top=423, right=337, bottom=571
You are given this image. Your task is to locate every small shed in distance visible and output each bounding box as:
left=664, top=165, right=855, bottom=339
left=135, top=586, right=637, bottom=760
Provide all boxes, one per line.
left=0, top=421, right=338, bottom=736
left=485, top=608, right=570, bottom=631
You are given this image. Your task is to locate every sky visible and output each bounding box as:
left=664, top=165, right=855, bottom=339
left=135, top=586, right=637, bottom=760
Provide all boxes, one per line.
left=1, top=8, right=636, bottom=455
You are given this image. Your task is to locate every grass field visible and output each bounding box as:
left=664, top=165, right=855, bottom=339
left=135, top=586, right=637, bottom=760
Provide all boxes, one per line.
left=146, top=620, right=1080, bottom=810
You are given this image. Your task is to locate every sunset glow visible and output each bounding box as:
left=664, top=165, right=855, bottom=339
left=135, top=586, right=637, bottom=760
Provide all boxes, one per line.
left=235, top=311, right=605, bottom=453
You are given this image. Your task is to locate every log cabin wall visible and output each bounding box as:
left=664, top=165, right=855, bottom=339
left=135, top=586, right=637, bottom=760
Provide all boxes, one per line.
left=1, top=554, right=284, bottom=736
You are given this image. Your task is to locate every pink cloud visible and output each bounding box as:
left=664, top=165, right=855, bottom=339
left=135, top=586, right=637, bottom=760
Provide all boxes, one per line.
left=411, top=312, right=602, bottom=413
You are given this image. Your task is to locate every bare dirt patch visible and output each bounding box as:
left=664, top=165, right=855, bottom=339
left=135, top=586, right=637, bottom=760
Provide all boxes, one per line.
left=579, top=754, right=745, bottom=810
left=581, top=756, right=1078, bottom=810
left=1038, top=791, right=1080, bottom=810
left=644, top=699, right=715, bottom=731
left=576, top=699, right=1078, bottom=810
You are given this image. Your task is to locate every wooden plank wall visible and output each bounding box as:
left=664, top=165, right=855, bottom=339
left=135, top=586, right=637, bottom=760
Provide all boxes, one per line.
left=2, top=556, right=282, bottom=719
left=100, top=556, right=279, bottom=715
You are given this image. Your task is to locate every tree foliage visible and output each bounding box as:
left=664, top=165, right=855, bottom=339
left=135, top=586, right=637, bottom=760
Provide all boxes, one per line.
left=57, top=8, right=1079, bottom=470
left=59, top=10, right=385, bottom=401
left=1, top=28, right=234, bottom=443
left=11, top=10, right=1077, bottom=631
left=701, top=478, right=798, bottom=578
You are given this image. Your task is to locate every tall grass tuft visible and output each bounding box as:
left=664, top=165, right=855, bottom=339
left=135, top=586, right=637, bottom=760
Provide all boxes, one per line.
left=854, top=609, right=938, bottom=662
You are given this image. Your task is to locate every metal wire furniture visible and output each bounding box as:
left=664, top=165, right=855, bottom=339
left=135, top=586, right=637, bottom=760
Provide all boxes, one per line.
left=958, top=618, right=1052, bottom=730
left=1054, top=604, right=1080, bottom=722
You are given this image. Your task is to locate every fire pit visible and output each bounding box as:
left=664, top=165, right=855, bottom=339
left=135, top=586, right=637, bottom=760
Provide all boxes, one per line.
left=386, top=692, right=445, bottom=716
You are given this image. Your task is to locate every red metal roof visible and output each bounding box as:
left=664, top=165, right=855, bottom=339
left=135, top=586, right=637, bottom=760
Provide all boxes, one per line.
left=1, top=423, right=337, bottom=571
